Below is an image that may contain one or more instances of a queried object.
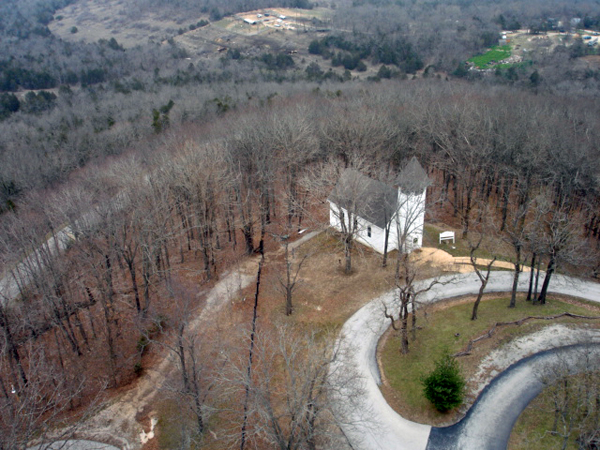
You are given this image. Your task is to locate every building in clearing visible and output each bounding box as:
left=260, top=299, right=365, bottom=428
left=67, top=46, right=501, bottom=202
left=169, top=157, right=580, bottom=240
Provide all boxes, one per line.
left=328, top=157, right=430, bottom=254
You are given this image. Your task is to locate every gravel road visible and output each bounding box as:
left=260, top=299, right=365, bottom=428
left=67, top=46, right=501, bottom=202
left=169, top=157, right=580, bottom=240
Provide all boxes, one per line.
left=331, top=271, right=600, bottom=450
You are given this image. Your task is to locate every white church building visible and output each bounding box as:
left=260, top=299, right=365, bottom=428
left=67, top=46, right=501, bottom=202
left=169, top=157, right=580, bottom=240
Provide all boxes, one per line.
left=328, top=157, right=430, bottom=254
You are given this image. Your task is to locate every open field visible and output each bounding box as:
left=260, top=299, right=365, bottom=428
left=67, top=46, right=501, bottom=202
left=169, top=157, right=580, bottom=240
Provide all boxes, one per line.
left=467, top=28, right=599, bottom=71
left=49, top=1, right=331, bottom=49
left=468, top=45, right=512, bottom=68
left=48, top=1, right=384, bottom=80
left=49, top=0, right=207, bottom=47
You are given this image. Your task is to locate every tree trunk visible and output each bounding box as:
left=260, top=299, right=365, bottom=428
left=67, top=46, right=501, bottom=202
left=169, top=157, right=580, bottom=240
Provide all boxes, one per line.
left=382, top=223, right=390, bottom=268
left=500, top=178, right=512, bottom=232
left=101, top=298, right=117, bottom=387
left=509, top=244, right=521, bottom=308
left=462, top=184, right=473, bottom=240
left=240, top=255, right=264, bottom=450
left=527, top=252, right=536, bottom=301
left=534, top=258, right=541, bottom=299
left=344, top=238, right=352, bottom=274
left=243, top=223, right=254, bottom=255
left=471, top=282, right=488, bottom=320
left=400, top=301, right=409, bottom=354
left=537, top=255, right=556, bottom=305
left=0, top=304, right=28, bottom=387
left=411, top=294, right=417, bottom=342
left=178, top=325, right=189, bottom=391
left=142, top=252, right=151, bottom=314
left=126, top=258, right=141, bottom=313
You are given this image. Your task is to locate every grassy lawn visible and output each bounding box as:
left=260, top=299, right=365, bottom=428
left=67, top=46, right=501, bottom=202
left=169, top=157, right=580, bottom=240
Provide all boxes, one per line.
left=379, top=294, right=600, bottom=426
left=469, top=45, right=512, bottom=68
left=424, top=224, right=468, bottom=257
left=212, top=18, right=236, bottom=29
left=423, top=223, right=514, bottom=263
left=510, top=391, right=575, bottom=450
left=510, top=371, right=599, bottom=450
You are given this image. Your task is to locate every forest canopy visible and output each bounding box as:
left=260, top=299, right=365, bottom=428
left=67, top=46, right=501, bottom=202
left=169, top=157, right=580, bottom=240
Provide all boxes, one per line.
left=2, top=0, right=600, bottom=448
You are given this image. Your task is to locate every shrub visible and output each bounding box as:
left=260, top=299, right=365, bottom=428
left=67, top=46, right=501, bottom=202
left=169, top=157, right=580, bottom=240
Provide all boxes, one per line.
left=421, top=351, right=465, bottom=412
left=137, top=335, right=149, bottom=354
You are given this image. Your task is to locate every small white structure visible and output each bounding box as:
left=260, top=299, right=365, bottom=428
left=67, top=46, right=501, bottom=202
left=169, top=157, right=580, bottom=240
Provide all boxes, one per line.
left=244, top=18, right=257, bottom=25
left=328, top=157, right=430, bottom=254
left=439, top=231, right=455, bottom=244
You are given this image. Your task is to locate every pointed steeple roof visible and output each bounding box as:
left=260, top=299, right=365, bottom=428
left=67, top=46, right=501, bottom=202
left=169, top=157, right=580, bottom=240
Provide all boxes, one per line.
left=396, top=157, right=430, bottom=194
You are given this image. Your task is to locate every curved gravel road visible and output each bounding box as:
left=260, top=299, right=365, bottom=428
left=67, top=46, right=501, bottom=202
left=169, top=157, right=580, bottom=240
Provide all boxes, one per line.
left=330, top=271, right=600, bottom=450
left=427, top=343, right=600, bottom=450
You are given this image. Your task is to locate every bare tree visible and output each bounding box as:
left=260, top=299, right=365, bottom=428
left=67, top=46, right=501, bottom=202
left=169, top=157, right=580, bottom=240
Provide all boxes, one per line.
left=150, top=280, right=219, bottom=443
left=384, top=250, right=442, bottom=354
left=531, top=346, right=600, bottom=450
left=326, top=162, right=382, bottom=274
left=0, top=342, right=104, bottom=450
left=380, top=157, right=433, bottom=353
left=528, top=190, right=587, bottom=305
left=468, top=235, right=497, bottom=321
left=275, top=234, right=309, bottom=316
left=467, top=205, right=497, bottom=321
left=428, top=101, right=495, bottom=240
left=501, top=176, right=534, bottom=309
left=221, top=325, right=349, bottom=450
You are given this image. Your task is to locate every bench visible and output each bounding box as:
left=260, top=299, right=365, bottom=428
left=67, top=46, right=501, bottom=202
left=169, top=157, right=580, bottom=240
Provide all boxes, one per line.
left=439, top=231, right=455, bottom=244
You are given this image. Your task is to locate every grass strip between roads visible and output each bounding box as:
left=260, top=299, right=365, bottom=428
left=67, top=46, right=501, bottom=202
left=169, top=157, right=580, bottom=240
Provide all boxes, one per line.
left=379, top=294, right=600, bottom=426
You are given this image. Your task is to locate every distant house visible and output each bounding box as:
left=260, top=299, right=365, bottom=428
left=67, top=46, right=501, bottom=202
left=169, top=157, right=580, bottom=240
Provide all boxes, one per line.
left=244, top=18, right=257, bottom=25
left=328, top=157, right=430, bottom=254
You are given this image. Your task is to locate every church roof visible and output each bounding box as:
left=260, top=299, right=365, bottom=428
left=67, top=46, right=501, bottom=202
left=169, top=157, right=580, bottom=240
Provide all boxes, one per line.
left=328, top=158, right=430, bottom=229
left=396, top=157, right=431, bottom=194
left=328, top=169, right=397, bottom=229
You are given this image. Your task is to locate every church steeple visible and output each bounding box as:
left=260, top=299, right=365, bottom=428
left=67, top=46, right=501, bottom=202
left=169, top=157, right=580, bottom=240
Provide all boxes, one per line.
left=396, top=156, right=430, bottom=194
left=395, top=157, right=429, bottom=252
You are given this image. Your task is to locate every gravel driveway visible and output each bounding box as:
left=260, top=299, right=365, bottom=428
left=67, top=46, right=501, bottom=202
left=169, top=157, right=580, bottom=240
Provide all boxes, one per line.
left=330, top=271, right=600, bottom=450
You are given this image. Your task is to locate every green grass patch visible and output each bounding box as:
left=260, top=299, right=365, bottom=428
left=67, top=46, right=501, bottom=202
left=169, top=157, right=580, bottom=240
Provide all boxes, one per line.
left=468, top=45, right=512, bottom=68
left=510, top=391, right=577, bottom=449
left=423, top=224, right=506, bottom=261
left=380, top=295, right=599, bottom=423
left=511, top=370, right=600, bottom=449
left=212, top=18, right=235, bottom=29
left=423, top=224, right=465, bottom=256
left=423, top=224, right=471, bottom=257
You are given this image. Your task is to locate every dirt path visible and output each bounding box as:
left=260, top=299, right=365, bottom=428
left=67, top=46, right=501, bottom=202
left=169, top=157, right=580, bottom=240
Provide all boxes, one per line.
left=75, top=257, right=261, bottom=449
left=418, top=247, right=528, bottom=273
